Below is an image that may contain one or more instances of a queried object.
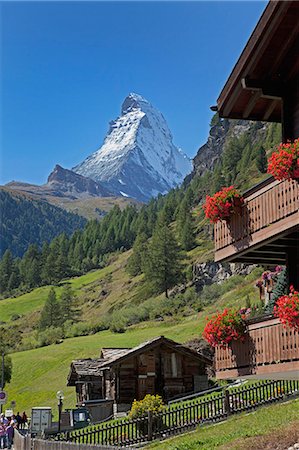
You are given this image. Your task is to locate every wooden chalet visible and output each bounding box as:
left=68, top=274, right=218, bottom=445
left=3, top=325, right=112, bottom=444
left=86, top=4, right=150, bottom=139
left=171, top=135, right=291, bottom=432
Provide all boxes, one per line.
left=212, top=0, right=299, bottom=380
left=68, top=336, right=211, bottom=412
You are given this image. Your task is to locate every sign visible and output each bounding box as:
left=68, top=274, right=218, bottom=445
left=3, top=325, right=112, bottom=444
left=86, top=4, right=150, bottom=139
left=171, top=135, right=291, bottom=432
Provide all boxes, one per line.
left=5, top=410, right=13, bottom=418
left=0, top=391, right=7, bottom=405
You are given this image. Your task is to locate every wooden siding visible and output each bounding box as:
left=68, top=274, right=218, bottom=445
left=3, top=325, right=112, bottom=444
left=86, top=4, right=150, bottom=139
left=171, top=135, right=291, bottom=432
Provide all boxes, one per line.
left=215, top=317, right=299, bottom=379
left=214, top=177, right=299, bottom=262
left=115, top=345, right=207, bottom=403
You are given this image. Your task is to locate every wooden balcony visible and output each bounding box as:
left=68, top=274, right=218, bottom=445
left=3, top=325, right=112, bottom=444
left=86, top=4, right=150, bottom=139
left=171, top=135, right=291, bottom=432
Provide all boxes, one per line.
left=214, top=177, right=299, bottom=264
left=215, top=317, right=299, bottom=380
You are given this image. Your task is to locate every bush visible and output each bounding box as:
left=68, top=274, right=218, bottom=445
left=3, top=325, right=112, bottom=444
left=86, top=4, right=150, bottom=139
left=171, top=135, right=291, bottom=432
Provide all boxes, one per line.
left=37, top=326, right=64, bottom=347
left=109, top=317, right=127, bottom=333
left=64, top=321, right=93, bottom=338
left=11, top=314, right=21, bottom=321
left=129, top=395, right=165, bottom=419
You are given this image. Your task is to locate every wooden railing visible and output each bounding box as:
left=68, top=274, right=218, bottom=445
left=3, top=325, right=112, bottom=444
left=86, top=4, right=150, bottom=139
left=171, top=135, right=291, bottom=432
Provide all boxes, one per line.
left=54, top=379, right=299, bottom=447
left=214, top=177, right=299, bottom=261
left=13, top=430, right=122, bottom=450
left=216, top=317, right=299, bottom=379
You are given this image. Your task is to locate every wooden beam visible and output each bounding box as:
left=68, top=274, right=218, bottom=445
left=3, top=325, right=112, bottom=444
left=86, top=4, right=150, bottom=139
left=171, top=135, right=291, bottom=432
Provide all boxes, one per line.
left=241, top=77, right=283, bottom=100
left=263, top=243, right=298, bottom=250
left=269, top=21, right=299, bottom=76
left=237, top=256, right=286, bottom=263
left=263, top=99, right=279, bottom=121
left=242, top=91, right=261, bottom=119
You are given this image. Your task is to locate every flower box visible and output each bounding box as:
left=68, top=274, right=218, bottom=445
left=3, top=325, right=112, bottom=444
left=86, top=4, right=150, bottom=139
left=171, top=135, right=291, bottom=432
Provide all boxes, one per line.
left=203, top=308, right=247, bottom=349
left=274, top=286, right=299, bottom=331
left=203, top=186, right=244, bottom=224
left=267, top=138, right=299, bottom=181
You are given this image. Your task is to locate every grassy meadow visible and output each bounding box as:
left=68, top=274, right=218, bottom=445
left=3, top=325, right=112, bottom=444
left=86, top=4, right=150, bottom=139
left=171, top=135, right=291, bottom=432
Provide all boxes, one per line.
left=0, top=236, right=262, bottom=416
left=147, top=398, right=299, bottom=449
left=4, top=268, right=257, bottom=415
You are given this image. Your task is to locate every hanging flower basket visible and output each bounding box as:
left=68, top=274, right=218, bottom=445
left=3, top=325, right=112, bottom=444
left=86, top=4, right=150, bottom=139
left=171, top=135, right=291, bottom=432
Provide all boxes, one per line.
left=203, top=186, right=244, bottom=223
left=274, top=286, right=299, bottom=331
left=203, top=308, right=247, bottom=349
left=267, top=138, right=299, bottom=181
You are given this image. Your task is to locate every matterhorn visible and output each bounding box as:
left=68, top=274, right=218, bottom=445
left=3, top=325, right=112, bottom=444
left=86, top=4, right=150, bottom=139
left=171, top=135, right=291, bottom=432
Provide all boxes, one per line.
left=73, top=93, right=192, bottom=202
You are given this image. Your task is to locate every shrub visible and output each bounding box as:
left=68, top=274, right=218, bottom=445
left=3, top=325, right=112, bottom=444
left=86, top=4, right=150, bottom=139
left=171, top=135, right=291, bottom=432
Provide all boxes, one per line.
left=64, top=321, right=94, bottom=338
left=129, top=395, right=165, bottom=419
left=109, top=317, right=127, bottom=333
left=11, top=314, right=21, bottom=321
left=37, top=326, right=64, bottom=347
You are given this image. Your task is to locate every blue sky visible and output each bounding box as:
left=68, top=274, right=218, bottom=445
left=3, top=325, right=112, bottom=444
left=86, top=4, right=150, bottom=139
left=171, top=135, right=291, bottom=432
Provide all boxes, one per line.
left=1, top=1, right=266, bottom=185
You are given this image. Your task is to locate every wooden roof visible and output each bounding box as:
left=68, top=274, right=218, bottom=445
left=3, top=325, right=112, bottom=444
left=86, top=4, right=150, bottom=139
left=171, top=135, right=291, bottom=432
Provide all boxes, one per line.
left=67, top=358, right=106, bottom=385
left=99, top=336, right=212, bottom=369
left=100, top=348, right=131, bottom=360
left=216, top=1, right=299, bottom=122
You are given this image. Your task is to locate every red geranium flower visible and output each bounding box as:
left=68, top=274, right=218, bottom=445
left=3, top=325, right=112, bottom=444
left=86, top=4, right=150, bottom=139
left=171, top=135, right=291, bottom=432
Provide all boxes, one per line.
left=203, top=308, right=247, bottom=348
left=267, top=139, right=299, bottom=181
left=274, top=286, right=299, bottom=331
left=203, top=186, right=244, bottom=223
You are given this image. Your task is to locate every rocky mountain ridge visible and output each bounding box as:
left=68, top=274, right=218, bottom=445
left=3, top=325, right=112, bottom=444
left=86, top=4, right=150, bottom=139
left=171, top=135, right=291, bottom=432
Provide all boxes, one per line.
left=187, top=116, right=269, bottom=182
left=6, top=165, right=111, bottom=200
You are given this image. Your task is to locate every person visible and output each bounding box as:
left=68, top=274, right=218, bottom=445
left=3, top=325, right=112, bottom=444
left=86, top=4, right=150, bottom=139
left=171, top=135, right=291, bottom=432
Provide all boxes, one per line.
left=0, top=414, right=7, bottom=426
left=15, top=412, right=22, bottom=429
left=21, top=411, right=28, bottom=430
left=0, top=421, right=6, bottom=450
left=6, top=421, right=14, bottom=450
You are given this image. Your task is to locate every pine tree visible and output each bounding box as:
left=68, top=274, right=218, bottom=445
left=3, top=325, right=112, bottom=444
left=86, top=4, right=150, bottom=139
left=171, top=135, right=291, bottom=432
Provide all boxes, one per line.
left=222, top=137, right=242, bottom=184
left=180, top=213, right=195, bottom=251
left=256, top=146, right=268, bottom=173
left=211, top=163, right=225, bottom=193
left=41, top=251, right=58, bottom=284
left=39, top=288, right=60, bottom=329
left=127, top=233, right=148, bottom=276
left=266, top=268, right=288, bottom=313
left=144, top=222, right=185, bottom=298
left=0, top=250, right=14, bottom=293
left=60, top=285, right=78, bottom=324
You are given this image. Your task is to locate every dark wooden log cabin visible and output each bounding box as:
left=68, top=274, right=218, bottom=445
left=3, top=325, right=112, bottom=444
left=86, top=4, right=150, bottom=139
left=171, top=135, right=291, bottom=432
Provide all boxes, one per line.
left=213, top=0, right=299, bottom=289
left=211, top=0, right=299, bottom=380
left=67, top=336, right=211, bottom=409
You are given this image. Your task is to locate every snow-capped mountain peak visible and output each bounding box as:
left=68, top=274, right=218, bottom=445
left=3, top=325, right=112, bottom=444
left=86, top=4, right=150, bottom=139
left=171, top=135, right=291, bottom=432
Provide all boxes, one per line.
left=73, top=93, right=192, bottom=202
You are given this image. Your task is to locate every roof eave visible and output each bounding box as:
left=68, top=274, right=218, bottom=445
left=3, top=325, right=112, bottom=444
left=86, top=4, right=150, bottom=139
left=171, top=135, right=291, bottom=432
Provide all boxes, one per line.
left=217, top=1, right=289, bottom=118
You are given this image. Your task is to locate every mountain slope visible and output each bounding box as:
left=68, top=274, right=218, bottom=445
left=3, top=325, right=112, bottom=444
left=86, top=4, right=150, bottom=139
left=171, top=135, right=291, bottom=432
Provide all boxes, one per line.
left=74, top=93, right=192, bottom=202
left=0, top=189, right=86, bottom=257
left=2, top=246, right=260, bottom=414
left=46, top=164, right=112, bottom=198
left=5, top=166, right=138, bottom=220
left=187, top=115, right=281, bottom=186
left=7, top=165, right=111, bottom=200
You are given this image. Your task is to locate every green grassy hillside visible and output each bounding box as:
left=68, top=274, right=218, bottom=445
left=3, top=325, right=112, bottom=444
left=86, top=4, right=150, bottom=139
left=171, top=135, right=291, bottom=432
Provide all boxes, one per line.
left=0, top=232, right=214, bottom=334
left=4, top=263, right=259, bottom=415
left=148, top=398, right=299, bottom=450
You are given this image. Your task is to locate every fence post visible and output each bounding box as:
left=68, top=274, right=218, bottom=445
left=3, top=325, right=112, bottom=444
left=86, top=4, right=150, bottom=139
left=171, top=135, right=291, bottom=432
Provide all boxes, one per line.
left=224, top=389, right=231, bottom=416
left=147, top=411, right=153, bottom=441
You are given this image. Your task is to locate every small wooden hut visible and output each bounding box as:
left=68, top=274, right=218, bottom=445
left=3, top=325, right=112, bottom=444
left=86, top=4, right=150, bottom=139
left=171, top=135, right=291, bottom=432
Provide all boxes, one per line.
left=67, top=336, right=211, bottom=411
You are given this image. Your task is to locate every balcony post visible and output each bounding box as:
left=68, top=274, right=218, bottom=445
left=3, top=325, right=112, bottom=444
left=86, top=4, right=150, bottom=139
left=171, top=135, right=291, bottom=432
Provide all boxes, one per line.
left=287, top=247, right=299, bottom=290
